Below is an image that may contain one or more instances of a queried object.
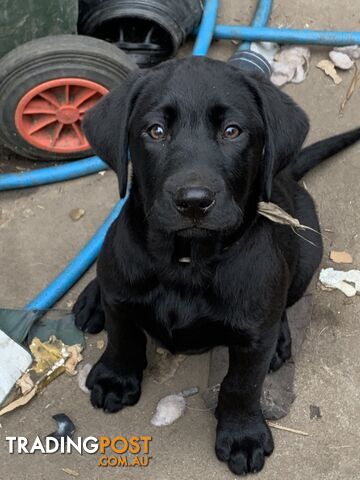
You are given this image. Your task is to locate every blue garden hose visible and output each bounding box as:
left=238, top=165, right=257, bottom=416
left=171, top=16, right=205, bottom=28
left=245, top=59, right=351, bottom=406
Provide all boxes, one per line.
left=0, top=157, right=107, bottom=191
left=192, top=0, right=219, bottom=56
left=215, top=24, right=360, bottom=46
left=240, top=0, right=272, bottom=51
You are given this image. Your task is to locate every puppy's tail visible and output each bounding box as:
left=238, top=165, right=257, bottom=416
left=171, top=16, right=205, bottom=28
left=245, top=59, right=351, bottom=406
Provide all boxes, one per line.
left=291, top=127, right=360, bottom=181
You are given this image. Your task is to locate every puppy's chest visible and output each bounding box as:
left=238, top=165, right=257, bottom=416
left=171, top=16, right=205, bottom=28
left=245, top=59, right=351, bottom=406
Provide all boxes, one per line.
left=138, top=286, right=251, bottom=353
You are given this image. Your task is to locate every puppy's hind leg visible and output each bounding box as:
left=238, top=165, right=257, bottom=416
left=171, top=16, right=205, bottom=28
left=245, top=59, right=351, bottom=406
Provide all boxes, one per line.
left=269, top=311, right=292, bottom=372
left=73, top=278, right=105, bottom=333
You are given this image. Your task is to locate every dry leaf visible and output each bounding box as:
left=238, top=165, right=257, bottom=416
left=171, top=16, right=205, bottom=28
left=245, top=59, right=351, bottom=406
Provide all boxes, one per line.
left=16, top=373, right=34, bottom=395
left=96, top=340, right=105, bottom=350
left=69, top=208, right=85, bottom=221
left=65, top=345, right=83, bottom=376
left=317, top=60, right=342, bottom=84
left=330, top=250, right=353, bottom=264
left=258, top=202, right=303, bottom=228
left=61, top=468, right=80, bottom=477
left=0, top=388, right=37, bottom=416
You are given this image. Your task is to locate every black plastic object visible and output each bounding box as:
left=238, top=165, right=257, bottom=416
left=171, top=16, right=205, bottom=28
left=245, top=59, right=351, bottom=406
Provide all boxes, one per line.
left=78, top=0, right=203, bottom=68
left=47, top=414, right=76, bottom=441
left=0, top=0, right=77, bottom=58
left=228, top=51, right=272, bottom=78
left=0, top=308, right=84, bottom=346
left=0, top=308, right=41, bottom=345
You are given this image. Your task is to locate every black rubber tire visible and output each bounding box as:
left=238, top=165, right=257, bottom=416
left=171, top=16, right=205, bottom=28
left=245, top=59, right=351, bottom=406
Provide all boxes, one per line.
left=0, top=34, right=137, bottom=161
left=78, top=0, right=203, bottom=67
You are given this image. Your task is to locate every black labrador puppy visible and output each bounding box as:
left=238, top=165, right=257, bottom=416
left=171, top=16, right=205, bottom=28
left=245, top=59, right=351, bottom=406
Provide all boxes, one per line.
left=73, top=57, right=360, bottom=475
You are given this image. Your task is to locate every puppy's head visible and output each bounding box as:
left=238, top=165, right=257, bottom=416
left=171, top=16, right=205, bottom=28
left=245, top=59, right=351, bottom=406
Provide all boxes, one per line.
left=83, top=57, right=308, bottom=236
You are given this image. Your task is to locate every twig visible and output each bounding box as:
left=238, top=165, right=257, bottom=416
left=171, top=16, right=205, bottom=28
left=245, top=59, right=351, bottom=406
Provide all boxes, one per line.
left=267, top=421, right=309, bottom=436
left=328, top=445, right=353, bottom=449
left=340, top=63, right=360, bottom=114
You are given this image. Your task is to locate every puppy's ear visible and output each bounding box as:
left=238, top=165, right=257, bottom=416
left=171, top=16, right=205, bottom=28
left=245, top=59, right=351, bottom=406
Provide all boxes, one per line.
left=82, top=70, right=143, bottom=198
left=246, top=75, right=309, bottom=201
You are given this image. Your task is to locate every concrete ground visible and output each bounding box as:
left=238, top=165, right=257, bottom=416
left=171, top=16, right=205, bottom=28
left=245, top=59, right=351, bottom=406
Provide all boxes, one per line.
left=1, top=1, right=360, bottom=478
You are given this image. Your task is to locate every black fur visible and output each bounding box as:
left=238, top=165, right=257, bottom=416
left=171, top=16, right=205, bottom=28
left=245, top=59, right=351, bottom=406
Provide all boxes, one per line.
left=74, top=57, right=360, bottom=476
left=290, top=126, right=360, bottom=180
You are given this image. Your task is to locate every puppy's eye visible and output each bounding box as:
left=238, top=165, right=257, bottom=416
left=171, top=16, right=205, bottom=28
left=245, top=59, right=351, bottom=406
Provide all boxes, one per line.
left=223, top=125, right=241, bottom=139
left=148, top=124, right=166, bottom=140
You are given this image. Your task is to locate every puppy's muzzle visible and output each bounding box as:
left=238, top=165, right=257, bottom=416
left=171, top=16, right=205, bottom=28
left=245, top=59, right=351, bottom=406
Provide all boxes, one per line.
left=175, top=186, right=215, bottom=219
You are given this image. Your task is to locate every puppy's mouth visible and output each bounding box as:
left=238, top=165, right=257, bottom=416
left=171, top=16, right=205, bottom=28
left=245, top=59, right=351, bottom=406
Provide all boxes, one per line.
left=172, top=215, right=243, bottom=238
left=175, top=226, right=215, bottom=239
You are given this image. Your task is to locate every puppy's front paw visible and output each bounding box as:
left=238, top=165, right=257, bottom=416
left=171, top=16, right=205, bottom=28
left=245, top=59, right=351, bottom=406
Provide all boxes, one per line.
left=215, top=413, right=274, bottom=475
left=86, top=360, right=142, bottom=413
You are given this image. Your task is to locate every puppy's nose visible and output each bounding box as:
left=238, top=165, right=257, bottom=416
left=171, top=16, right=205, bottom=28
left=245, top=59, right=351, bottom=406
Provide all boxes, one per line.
left=175, top=187, right=215, bottom=217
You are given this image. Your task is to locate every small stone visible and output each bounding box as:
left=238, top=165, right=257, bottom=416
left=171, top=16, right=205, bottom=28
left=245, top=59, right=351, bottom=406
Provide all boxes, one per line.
left=329, top=51, right=354, bottom=70
left=310, top=404, right=322, bottom=420
left=22, top=208, right=34, bottom=218
left=69, top=208, right=85, bottom=221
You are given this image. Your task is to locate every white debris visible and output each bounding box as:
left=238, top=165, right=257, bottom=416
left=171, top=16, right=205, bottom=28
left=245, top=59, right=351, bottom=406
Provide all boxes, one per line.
left=250, top=41, right=280, bottom=65
left=0, top=330, right=33, bottom=405
left=329, top=51, right=354, bottom=70
left=319, top=268, right=360, bottom=297
left=77, top=363, right=92, bottom=393
left=270, top=46, right=311, bottom=86
left=151, top=394, right=186, bottom=426
left=333, top=45, right=360, bottom=60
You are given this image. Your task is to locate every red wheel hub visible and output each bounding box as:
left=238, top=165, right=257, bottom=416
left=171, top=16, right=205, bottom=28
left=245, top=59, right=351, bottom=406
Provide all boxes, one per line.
left=15, top=78, right=108, bottom=154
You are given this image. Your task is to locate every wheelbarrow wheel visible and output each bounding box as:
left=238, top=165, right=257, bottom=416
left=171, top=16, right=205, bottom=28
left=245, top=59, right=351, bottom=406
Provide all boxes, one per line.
left=0, top=34, right=137, bottom=161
